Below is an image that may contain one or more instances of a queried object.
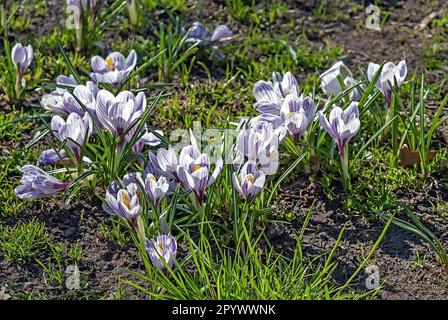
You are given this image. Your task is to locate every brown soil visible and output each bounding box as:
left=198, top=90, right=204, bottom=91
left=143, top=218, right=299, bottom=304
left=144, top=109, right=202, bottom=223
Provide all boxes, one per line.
left=272, top=174, right=448, bottom=300
left=0, top=199, right=147, bottom=299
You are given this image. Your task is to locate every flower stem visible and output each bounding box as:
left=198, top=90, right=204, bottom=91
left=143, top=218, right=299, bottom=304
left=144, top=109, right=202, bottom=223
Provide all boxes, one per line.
left=340, top=146, right=349, bottom=188
left=0, top=3, right=5, bottom=29
left=385, top=105, right=393, bottom=136
left=134, top=216, right=146, bottom=246
left=15, top=73, right=22, bottom=99
left=111, top=142, right=122, bottom=182
left=76, top=23, right=83, bottom=51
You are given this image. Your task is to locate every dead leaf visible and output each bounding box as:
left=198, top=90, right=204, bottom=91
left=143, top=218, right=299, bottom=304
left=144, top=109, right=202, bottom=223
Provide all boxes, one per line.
left=400, top=144, right=437, bottom=167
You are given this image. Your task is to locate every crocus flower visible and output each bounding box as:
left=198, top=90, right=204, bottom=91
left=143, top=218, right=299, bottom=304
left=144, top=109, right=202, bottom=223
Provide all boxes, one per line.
left=11, top=43, right=33, bottom=77
left=90, top=50, right=137, bottom=87
left=280, top=94, right=316, bottom=140
left=176, top=143, right=223, bottom=203
left=146, top=151, right=163, bottom=178
left=343, top=77, right=361, bottom=101
left=144, top=173, right=169, bottom=207
left=320, top=61, right=360, bottom=101
left=102, top=180, right=127, bottom=216
left=55, top=75, right=78, bottom=91
left=51, top=113, right=92, bottom=163
left=232, top=160, right=266, bottom=199
left=146, top=234, right=177, bottom=275
left=187, top=22, right=233, bottom=46
left=318, top=102, right=360, bottom=183
left=367, top=60, right=407, bottom=108
left=157, top=146, right=180, bottom=181
left=41, top=94, right=65, bottom=114
left=38, top=149, right=67, bottom=167
left=318, top=102, right=360, bottom=153
left=210, top=25, right=233, bottom=43
left=95, top=89, right=146, bottom=136
left=188, top=22, right=207, bottom=40
left=62, top=82, right=99, bottom=117
left=122, top=172, right=144, bottom=186
left=14, top=165, right=68, bottom=199
left=253, top=71, right=300, bottom=116
left=105, top=182, right=142, bottom=227
left=41, top=75, right=80, bottom=114
left=125, top=124, right=162, bottom=153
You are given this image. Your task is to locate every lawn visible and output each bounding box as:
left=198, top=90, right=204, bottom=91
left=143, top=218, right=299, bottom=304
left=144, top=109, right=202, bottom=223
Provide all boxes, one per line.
left=0, top=0, right=447, bottom=300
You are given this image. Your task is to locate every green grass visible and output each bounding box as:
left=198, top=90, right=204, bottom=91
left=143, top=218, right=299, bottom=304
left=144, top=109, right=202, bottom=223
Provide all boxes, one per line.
left=0, top=219, right=49, bottom=264
left=0, top=110, right=42, bottom=217
left=125, top=216, right=387, bottom=300
left=99, top=221, right=131, bottom=247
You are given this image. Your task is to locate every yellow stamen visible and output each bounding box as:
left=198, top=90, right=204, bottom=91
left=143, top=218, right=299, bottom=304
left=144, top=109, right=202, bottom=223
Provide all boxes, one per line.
left=122, top=192, right=131, bottom=209
left=149, top=175, right=157, bottom=182
left=106, top=57, right=114, bottom=71
left=246, top=173, right=254, bottom=184
left=158, top=241, right=164, bottom=250
left=192, top=164, right=202, bottom=172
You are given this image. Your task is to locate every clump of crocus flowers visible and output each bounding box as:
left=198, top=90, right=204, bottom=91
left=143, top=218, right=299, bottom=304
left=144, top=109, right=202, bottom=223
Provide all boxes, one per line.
left=17, top=48, right=158, bottom=201
left=252, top=70, right=361, bottom=185
left=14, top=45, right=413, bottom=281
left=234, top=119, right=283, bottom=176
